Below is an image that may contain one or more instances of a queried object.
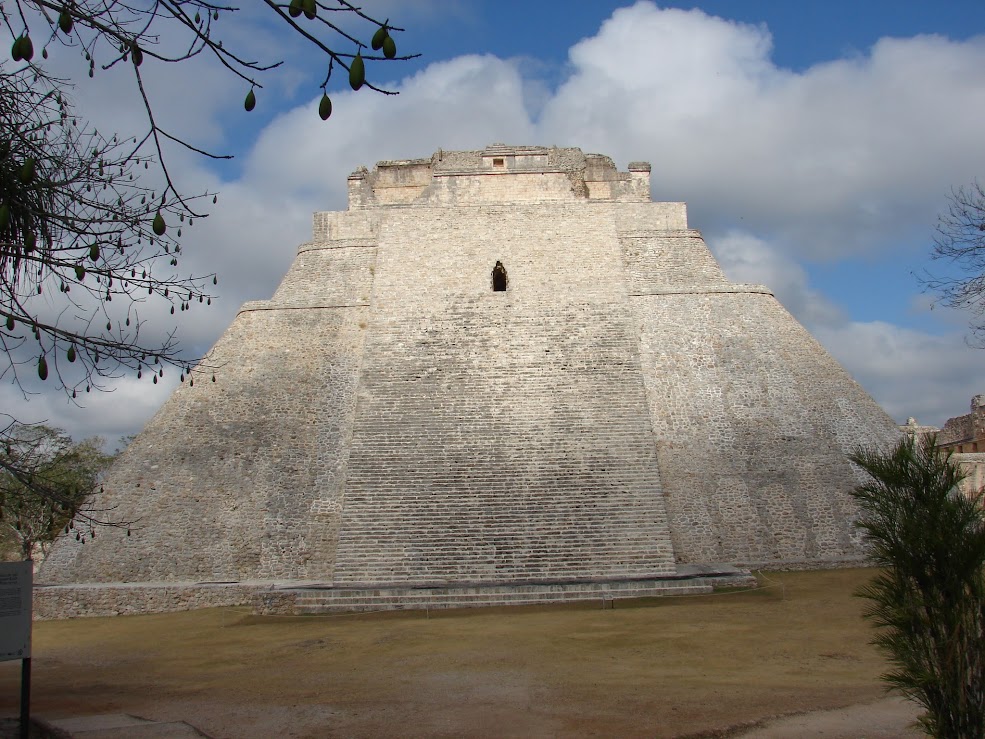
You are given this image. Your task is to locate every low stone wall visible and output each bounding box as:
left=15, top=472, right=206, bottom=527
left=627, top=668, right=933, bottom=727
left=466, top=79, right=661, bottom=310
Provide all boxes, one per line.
left=34, top=567, right=758, bottom=619
left=952, top=452, right=985, bottom=498
left=34, top=582, right=265, bottom=620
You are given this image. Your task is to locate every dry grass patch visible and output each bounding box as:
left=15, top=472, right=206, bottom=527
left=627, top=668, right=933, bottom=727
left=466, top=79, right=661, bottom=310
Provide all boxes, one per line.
left=0, top=569, right=897, bottom=738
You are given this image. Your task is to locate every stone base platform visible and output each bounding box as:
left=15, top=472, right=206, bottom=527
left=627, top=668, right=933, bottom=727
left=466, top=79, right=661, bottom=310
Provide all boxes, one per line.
left=34, top=565, right=756, bottom=619
left=257, top=567, right=755, bottom=615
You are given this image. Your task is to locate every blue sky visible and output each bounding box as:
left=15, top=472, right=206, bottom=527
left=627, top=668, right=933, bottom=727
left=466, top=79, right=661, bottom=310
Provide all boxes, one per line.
left=3, top=1, right=985, bottom=442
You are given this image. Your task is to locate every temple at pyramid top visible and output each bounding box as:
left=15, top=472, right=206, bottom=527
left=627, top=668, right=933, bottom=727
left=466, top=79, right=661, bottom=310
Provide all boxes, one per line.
left=346, top=144, right=655, bottom=208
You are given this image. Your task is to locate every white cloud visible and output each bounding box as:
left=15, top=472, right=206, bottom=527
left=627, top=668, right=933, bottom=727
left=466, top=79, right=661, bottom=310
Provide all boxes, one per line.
left=5, top=1, right=985, bottom=439
left=709, top=230, right=846, bottom=327
left=0, top=373, right=178, bottom=447
left=814, top=321, right=982, bottom=427
left=538, top=2, right=985, bottom=258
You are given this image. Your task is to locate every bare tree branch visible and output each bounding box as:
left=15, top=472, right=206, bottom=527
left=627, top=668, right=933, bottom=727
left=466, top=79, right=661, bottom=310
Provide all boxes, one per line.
left=923, top=180, right=985, bottom=345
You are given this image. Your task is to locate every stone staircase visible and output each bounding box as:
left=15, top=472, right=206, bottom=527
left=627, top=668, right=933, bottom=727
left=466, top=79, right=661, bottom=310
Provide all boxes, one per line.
left=255, top=566, right=756, bottom=614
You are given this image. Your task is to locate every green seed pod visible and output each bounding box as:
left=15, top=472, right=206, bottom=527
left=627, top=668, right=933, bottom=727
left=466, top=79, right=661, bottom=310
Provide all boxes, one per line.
left=244, top=88, right=256, bottom=112
left=5, top=315, right=14, bottom=331
left=11, top=37, right=23, bottom=62
left=302, top=0, right=317, bottom=20
left=371, top=25, right=388, bottom=51
left=21, top=36, right=33, bottom=61
left=131, top=43, right=143, bottom=67
left=37, top=355, right=48, bottom=381
left=318, top=93, right=332, bottom=121
left=59, top=11, right=73, bottom=34
left=153, top=211, right=166, bottom=235
left=23, top=232, right=36, bottom=253
left=19, top=158, right=35, bottom=184
left=349, top=53, right=365, bottom=91
left=75, top=264, right=85, bottom=280
left=382, top=35, right=396, bottom=59
left=90, top=243, right=100, bottom=261
left=288, top=0, right=303, bottom=18
left=67, top=345, right=76, bottom=363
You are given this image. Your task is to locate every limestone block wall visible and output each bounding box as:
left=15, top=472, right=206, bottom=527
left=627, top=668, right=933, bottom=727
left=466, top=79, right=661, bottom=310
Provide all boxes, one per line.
left=633, top=288, right=901, bottom=566
left=334, top=295, right=676, bottom=585
left=269, top=241, right=376, bottom=308
left=332, top=200, right=677, bottom=585
left=620, top=230, right=728, bottom=291
left=370, top=203, right=629, bottom=308
left=952, top=452, right=985, bottom=498
left=39, top=145, right=907, bottom=598
left=420, top=171, right=587, bottom=206
left=41, top=233, right=378, bottom=584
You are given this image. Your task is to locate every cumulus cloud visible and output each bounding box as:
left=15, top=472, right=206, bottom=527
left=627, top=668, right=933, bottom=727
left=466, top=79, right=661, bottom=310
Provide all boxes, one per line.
left=539, top=3, right=985, bottom=258
left=6, top=1, right=985, bottom=440
left=814, top=321, right=982, bottom=427
left=0, top=373, right=178, bottom=446
left=709, top=231, right=846, bottom=327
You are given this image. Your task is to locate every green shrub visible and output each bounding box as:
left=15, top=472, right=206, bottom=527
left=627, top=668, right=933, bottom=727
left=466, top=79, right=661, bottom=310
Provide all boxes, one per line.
left=851, top=435, right=985, bottom=738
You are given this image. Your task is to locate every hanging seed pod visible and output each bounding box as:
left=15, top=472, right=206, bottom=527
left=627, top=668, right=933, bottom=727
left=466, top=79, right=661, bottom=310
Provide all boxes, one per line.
left=383, top=35, right=397, bottom=59
left=319, top=93, right=333, bottom=121
left=349, top=53, right=365, bottom=91
left=19, top=158, right=36, bottom=184
left=372, top=25, right=387, bottom=51
left=20, top=35, right=34, bottom=62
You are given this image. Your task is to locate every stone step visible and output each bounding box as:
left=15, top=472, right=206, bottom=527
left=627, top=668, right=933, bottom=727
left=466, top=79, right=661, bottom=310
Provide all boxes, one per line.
left=261, top=574, right=754, bottom=614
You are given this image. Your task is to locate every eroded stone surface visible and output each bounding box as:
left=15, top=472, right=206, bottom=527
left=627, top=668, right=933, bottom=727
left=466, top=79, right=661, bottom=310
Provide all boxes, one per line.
left=40, top=145, right=901, bottom=610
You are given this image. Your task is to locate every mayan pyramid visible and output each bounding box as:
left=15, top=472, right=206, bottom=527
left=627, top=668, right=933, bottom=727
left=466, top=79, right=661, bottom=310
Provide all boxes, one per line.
left=40, top=145, right=901, bottom=613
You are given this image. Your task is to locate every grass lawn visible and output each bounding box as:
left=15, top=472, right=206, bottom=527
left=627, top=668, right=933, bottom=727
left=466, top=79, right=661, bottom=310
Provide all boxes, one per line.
left=0, top=568, right=900, bottom=738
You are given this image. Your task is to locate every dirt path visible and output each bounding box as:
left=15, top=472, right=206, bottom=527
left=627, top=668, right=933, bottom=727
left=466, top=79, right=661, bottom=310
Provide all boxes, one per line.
left=0, top=570, right=925, bottom=738
left=731, top=696, right=921, bottom=738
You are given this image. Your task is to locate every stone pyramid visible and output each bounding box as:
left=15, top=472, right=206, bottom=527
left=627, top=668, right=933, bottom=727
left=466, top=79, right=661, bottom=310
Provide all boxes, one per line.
left=40, top=145, right=900, bottom=612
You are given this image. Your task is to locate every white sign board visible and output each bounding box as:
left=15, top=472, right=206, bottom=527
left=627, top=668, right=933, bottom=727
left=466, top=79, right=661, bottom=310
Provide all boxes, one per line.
left=0, top=561, right=32, bottom=661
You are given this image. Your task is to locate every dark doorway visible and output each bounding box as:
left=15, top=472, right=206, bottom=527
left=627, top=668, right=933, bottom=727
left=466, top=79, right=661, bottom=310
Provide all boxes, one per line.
left=492, top=261, right=508, bottom=291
